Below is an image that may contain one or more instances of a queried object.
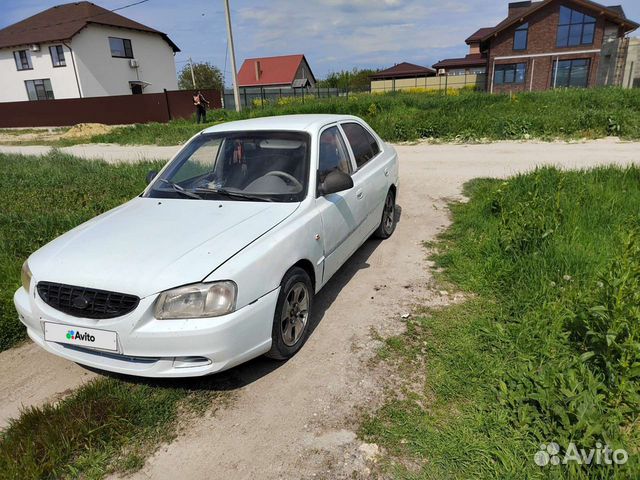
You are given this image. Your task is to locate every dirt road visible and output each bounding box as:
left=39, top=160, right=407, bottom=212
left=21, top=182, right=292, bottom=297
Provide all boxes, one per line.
left=1, top=139, right=638, bottom=479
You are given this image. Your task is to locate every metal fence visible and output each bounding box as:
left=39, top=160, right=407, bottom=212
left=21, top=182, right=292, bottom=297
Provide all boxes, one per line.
left=0, top=88, right=221, bottom=128
left=222, top=86, right=355, bottom=110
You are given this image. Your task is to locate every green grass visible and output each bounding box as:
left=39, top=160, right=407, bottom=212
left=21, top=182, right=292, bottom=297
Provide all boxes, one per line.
left=362, top=166, right=640, bottom=478
left=11, top=88, right=640, bottom=146
left=0, top=129, right=51, bottom=136
left=0, top=376, right=231, bottom=479
left=87, top=118, right=221, bottom=146
left=0, top=151, right=164, bottom=351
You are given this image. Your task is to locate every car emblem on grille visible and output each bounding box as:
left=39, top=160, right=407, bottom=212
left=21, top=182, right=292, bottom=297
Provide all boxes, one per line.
left=72, top=296, right=90, bottom=310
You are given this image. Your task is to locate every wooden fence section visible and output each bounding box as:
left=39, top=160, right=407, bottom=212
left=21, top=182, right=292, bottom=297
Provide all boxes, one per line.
left=0, top=89, right=221, bottom=128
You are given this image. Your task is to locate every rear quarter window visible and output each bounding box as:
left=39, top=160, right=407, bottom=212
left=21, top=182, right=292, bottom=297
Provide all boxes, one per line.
left=341, top=122, right=380, bottom=168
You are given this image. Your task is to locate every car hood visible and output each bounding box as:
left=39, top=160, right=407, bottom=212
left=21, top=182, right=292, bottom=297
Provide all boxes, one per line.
left=29, top=197, right=299, bottom=298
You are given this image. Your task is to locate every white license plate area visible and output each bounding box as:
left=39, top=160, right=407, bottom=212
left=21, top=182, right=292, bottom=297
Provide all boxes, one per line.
left=44, top=322, right=118, bottom=352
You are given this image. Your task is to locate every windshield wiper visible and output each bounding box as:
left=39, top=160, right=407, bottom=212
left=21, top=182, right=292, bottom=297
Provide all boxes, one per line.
left=159, top=179, right=202, bottom=200
left=194, top=187, right=273, bottom=202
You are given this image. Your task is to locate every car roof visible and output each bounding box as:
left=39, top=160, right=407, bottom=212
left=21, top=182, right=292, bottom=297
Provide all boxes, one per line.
left=201, top=114, right=363, bottom=134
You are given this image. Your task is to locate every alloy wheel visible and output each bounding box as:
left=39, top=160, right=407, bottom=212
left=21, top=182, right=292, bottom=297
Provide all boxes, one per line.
left=280, top=282, right=310, bottom=346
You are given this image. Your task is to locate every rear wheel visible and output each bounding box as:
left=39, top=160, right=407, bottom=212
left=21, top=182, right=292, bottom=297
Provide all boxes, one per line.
left=374, top=189, right=396, bottom=239
left=266, top=267, right=314, bottom=360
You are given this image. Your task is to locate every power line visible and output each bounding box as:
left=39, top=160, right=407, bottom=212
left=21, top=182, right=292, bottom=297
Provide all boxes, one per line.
left=111, top=0, right=150, bottom=13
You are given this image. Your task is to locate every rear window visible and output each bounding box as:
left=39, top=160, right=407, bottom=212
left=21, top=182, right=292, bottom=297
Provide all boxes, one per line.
left=341, top=122, right=380, bottom=168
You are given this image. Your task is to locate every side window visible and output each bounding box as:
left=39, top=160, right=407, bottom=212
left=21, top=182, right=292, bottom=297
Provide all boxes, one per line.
left=318, top=126, right=352, bottom=182
left=341, top=122, right=380, bottom=168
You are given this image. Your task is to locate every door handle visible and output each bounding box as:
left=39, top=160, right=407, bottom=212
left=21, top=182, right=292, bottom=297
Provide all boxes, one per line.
left=356, top=189, right=364, bottom=200
left=384, top=168, right=390, bottom=177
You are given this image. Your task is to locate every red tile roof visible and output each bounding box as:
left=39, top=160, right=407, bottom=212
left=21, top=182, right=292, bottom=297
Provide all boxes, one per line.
left=237, top=54, right=315, bottom=87
left=370, top=62, right=435, bottom=79
left=0, top=1, right=179, bottom=51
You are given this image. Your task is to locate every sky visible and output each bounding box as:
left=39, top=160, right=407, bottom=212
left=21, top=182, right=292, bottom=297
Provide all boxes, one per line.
left=2, top=0, right=640, bottom=83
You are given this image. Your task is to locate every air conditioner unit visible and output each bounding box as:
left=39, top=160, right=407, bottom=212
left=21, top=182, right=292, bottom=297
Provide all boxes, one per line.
left=129, top=59, right=139, bottom=68
left=438, top=69, right=446, bottom=76
left=30, top=44, right=40, bottom=52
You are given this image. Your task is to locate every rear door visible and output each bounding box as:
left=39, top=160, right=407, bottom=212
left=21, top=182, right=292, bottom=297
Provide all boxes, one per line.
left=340, top=121, right=390, bottom=236
left=315, top=125, right=368, bottom=284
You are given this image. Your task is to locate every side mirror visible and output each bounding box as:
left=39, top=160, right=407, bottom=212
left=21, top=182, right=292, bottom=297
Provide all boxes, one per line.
left=146, top=170, right=158, bottom=185
left=319, top=170, right=354, bottom=196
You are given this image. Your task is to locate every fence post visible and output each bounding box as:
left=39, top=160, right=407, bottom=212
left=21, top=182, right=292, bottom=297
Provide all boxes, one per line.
left=302, top=87, right=305, bottom=104
left=243, top=89, right=248, bottom=109
left=444, top=75, right=448, bottom=95
left=163, top=88, right=172, bottom=121
left=261, top=87, right=264, bottom=109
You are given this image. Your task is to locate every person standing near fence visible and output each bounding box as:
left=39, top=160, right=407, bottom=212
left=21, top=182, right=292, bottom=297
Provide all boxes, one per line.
left=193, top=90, right=210, bottom=124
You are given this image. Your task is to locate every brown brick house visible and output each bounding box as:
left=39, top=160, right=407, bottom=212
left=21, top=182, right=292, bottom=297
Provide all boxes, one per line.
left=433, top=0, right=639, bottom=93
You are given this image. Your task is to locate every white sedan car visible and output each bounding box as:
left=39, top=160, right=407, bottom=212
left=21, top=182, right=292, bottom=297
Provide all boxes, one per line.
left=14, top=114, right=399, bottom=377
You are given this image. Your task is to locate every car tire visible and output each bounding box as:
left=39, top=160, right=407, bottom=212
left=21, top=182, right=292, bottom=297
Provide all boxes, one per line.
left=373, top=189, right=396, bottom=239
left=265, top=267, right=314, bottom=360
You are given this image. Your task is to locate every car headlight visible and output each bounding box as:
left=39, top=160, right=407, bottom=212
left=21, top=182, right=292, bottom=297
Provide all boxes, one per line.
left=21, top=261, right=32, bottom=292
left=155, top=281, right=237, bottom=319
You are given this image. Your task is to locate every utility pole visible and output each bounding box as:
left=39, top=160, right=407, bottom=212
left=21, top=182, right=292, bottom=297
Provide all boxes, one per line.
left=223, top=0, right=241, bottom=112
left=188, top=57, right=197, bottom=89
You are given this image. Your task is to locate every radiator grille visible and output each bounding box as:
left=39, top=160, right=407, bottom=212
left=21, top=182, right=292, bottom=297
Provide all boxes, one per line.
left=37, top=281, right=139, bottom=319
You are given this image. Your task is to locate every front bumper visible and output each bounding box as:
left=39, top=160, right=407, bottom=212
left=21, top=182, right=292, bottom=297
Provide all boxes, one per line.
left=14, top=286, right=279, bottom=378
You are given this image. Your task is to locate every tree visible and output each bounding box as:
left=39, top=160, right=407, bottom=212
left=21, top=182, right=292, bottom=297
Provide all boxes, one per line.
left=317, top=68, right=380, bottom=91
left=178, top=62, right=224, bottom=92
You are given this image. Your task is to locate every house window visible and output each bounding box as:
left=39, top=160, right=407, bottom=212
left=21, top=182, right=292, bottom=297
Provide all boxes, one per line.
left=557, top=6, right=596, bottom=47
left=109, top=37, right=134, bottom=58
left=49, top=45, right=66, bottom=67
left=553, top=59, right=591, bottom=88
left=494, top=63, right=527, bottom=85
left=25, top=79, right=55, bottom=101
left=514, top=23, right=529, bottom=50
left=448, top=68, right=466, bottom=76
left=13, top=50, right=33, bottom=71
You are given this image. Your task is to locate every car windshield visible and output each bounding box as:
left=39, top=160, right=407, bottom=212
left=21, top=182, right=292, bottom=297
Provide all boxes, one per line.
left=146, top=130, right=310, bottom=202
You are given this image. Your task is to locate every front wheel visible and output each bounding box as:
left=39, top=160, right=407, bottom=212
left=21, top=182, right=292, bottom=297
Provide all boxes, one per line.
left=266, top=267, right=314, bottom=360
left=373, top=189, right=396, bottom=239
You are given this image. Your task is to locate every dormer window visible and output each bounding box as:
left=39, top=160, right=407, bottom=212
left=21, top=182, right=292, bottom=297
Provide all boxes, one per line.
left=557, top=6, right=596, bottom=47
left=513, top=23, right=529, bottom=50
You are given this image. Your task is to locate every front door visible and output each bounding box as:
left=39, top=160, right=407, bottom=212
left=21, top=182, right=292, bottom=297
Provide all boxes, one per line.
left=315, top=125, right=368, bottom=285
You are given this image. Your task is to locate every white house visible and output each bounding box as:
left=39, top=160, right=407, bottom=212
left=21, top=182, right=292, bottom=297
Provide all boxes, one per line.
left=0, top=1, right=180, bottom=103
